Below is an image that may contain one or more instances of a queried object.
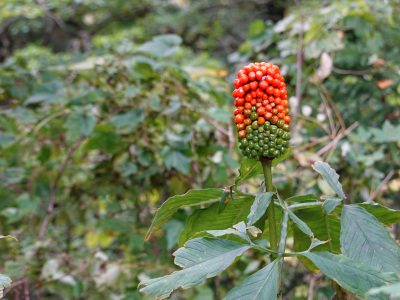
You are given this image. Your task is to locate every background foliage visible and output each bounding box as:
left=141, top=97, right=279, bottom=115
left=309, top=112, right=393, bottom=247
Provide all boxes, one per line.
left=0, top=0, right=399, bottom=299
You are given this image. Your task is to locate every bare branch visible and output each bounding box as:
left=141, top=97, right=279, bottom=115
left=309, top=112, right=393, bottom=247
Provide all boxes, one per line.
left=38, top=136, right=86, bottom=239
left=368, top=170, right=395, bottom=202
left=316, top=122, right=359, bottom=156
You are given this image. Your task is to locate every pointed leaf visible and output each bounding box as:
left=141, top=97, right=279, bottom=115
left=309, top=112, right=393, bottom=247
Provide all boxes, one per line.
left=285, top=194, right=318, bottom=203
left=218, top=190, right=229, bottom=214
left=139, top=238, right=252, bottom=299
left=178, top=196, right=253, bottom=246
left=0, top=274, right=11, bottom=298
left=247, top=183, right=274, bottom=227
left=235, top=158, right=262, bottom=185
left=358, top=202, right=400, bottom=226
left=312, top=161, right=346, bottom=199
left=206, top=222, right=251, bottom=243
left=225, top=260, right=279, bottom=300
left=286, top=204, right=313, bottom=236
left=302, top=252, right=399, bottom=300
left=341, top=205, right=400, bottom=273
left=321, top=196, right=342, bottom=215
left=145, top=189, right=223, bottom=241
left=368, top=282, right=400, bottom=297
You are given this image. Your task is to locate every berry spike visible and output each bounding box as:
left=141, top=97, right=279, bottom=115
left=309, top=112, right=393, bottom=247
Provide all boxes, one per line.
left=233, top=62, right=291, bottom=160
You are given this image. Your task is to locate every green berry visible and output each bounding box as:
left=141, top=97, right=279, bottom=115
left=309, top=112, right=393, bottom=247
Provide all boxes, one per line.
left=253, top=135, right=259, bottom=142
left=247, top=133, right=254, bottom=140
left=270, top=125, right=277, bottom=134
left=276, top=138, right=282, bottom=145
left=242, top=138, right=249, bottom=147
left=246, top=126, right=253, bottom=134
left=250, top=112, right=258, bottom=120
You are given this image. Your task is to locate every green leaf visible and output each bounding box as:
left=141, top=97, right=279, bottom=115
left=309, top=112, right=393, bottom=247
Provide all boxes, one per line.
left=145, top=189, right=223, bottom=241
left=247, top=19, right=266, bottom=39
left=225, top=259, right=278, bottom=300
left=247, top=183, right=274, bottom=227
left=321, top=196, right=342, bottom=215
left=285, top=204, right=313, bottom=236
left=64, top=111, right=96, bottom=141
left=357, top=202, right=400, bottom=226
left=163, top=151, right=191, bottom=175
left=206, top=108, right=231, bottom=124
left=292, top=206, right=341, bottom=272
left=272, top=147, right=291, bottom=167
left=302, top=252, right=399, bottom=300
left=24, top=93, right=59, bottom=105
left=178, top=196, right=253, bottom=246
left=341, top=205, right=400, bottom=273
left=312, top=161, right=346, bottom=199
left=235, top=158, right=262, bottom=185
left=139, top=238, right=252, bottom=299
left=370, top=120, right=400, bottom=143
left=109, top=109, right=145, bottom=130
left=0, top=235, right=17, bottom=241
left=137, top=34, right=182, bottom=58
left=285, top=194, right=318, bottom=203
left=0, top=132, right=16, bottom=148
left=218, top=190, right=229, bottom=214
left=367, top=282, right=400, bottom=297
left=0, top=274, right=11, bottom=297
left=206, top=221, right=251, bottom=243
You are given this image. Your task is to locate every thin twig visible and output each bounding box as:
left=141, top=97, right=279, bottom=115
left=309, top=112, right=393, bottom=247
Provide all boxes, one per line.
left=332, top=66, right=382, bottom=75
left=35, top=0, right=66, bottom=28
left=318, top=89, right=336, bottom=138
left=316, top=122, right=359, bottom=156
left=368, top=170, right=395, bottom=202
left=320, top=83, right=346, bottom=132
left=307, top=272, right=323, bottom=300
left=292, top=0, right=304, bottom=131
left=38, top=136, right=86, bottom=239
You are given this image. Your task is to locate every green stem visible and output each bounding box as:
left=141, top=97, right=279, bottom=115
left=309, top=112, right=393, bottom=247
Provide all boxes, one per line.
left=261, top=160, right=278, bottom=252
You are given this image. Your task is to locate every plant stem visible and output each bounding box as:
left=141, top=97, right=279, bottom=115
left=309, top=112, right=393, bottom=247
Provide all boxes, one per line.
left=261, top=159, right=278, bottom=252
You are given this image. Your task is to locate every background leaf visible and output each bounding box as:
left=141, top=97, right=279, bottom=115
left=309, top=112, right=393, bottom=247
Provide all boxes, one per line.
left=312, top=162, right=346, bottom=199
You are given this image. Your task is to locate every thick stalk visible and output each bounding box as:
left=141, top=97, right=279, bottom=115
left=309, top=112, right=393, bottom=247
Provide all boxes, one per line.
left=261, top=160, right=278, bottom=252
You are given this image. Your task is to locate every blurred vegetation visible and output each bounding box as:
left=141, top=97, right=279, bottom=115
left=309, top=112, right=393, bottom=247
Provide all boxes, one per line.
left=0, top=0, right=399, bottom=299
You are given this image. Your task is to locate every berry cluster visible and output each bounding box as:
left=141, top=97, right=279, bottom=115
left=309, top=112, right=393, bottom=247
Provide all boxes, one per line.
left=233, top=62, right=291, bottom=160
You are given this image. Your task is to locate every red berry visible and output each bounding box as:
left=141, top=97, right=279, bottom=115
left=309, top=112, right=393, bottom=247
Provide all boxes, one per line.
left=273, top=89, right=280, bottom=98
left=236, top=97, right=245, bottom=106
left=237, top=87, right=245, bottom=97
left=243, top=84, right=250, bottom=91
left=257, top=106, right=265, bottom=115
left=284, top=116, right=291, bottom=123
left=233, top=109, right=239, bottom=116
left=244, top=118, right=252, bottom=125
left=277, top=105, right=284, bottom=112
left=244, top=102, right=252, bottom=109
left=238, top=130, right=246, bottom=138
left=271, top=115, right=279, bottom=123
left=266, top=75, right=273, bottom=84
left=259, top=81, right=268, bottom=90
left=237, top=106, right=244, bottom=113
left=265, top=104, right=272, bottom=112
left=237, top=123, right=245, bottom=130
left=256, top=71, right=263, bottom=80
left=248, top=72, right=256, bottom=81
left=266, top=86, right=274, bottom=94
left=250, top=81, right=258, bottom=90
left=245, top=93, right=252, bottom=102
left=275, top=97, right=281, bottom=105
left=235, top=114, right=245, bottom=123
left=239, top=75, right=248, bottom=85
left=258, top=117, right=265, bottom=125
left=250, top=91, right=257, bottom=98
left=265, top=112, right=273, bottom=120
left=250, top=99, right=257, bottom=105
left=234, top=79, right=241, bottom=87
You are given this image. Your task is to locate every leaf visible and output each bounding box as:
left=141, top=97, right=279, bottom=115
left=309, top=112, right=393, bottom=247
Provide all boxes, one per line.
left=137, top=34, right=182, bottom=58
left=145, top=189, right=223, bottom=241
left=0, top=132, right=16, bottom=148
left=285, top=194, right=318, bottom=203
left=367, top=282, right=400, bottom=297
left=341, top=205, right=400, bottom=273
left=178, top=196, right=253, bottom=246
left=139, top=238, right=252, bottom=299
left=302, top=252, right=399, bottom=300
left=225, top=260, right=278, bottom=300
left=321, top=196, right=342, bottom=215
left=109, top=109, right=145, bottom=130
left=235, top=158, right=263, bottom=185
left=218, top=190, right=229, bottom=214
left=285, top=204, right=313, bottom=236
left=0, top=274, right=11, bottom=298
left=0, top=235, right=18, bottom=241
left=370, top=121, right=400, bottom=143
left=207, top=108, right=231, bottom=124
left=247, top=185, right=274, bottom=227
left=292, top=206, right=341, bottom=272
left=358, top=202, right=400, bottom=226
left=163, top=151, right=191, bottom=175
left=24, top=93, right=59, bottom=105
left=312, top=161, right=346, bottom=199
left=272, top=147, right=292, bottom=167
left=64, top=111, right=96, bottom=141
left=206, top=221, right=251, bottom=243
